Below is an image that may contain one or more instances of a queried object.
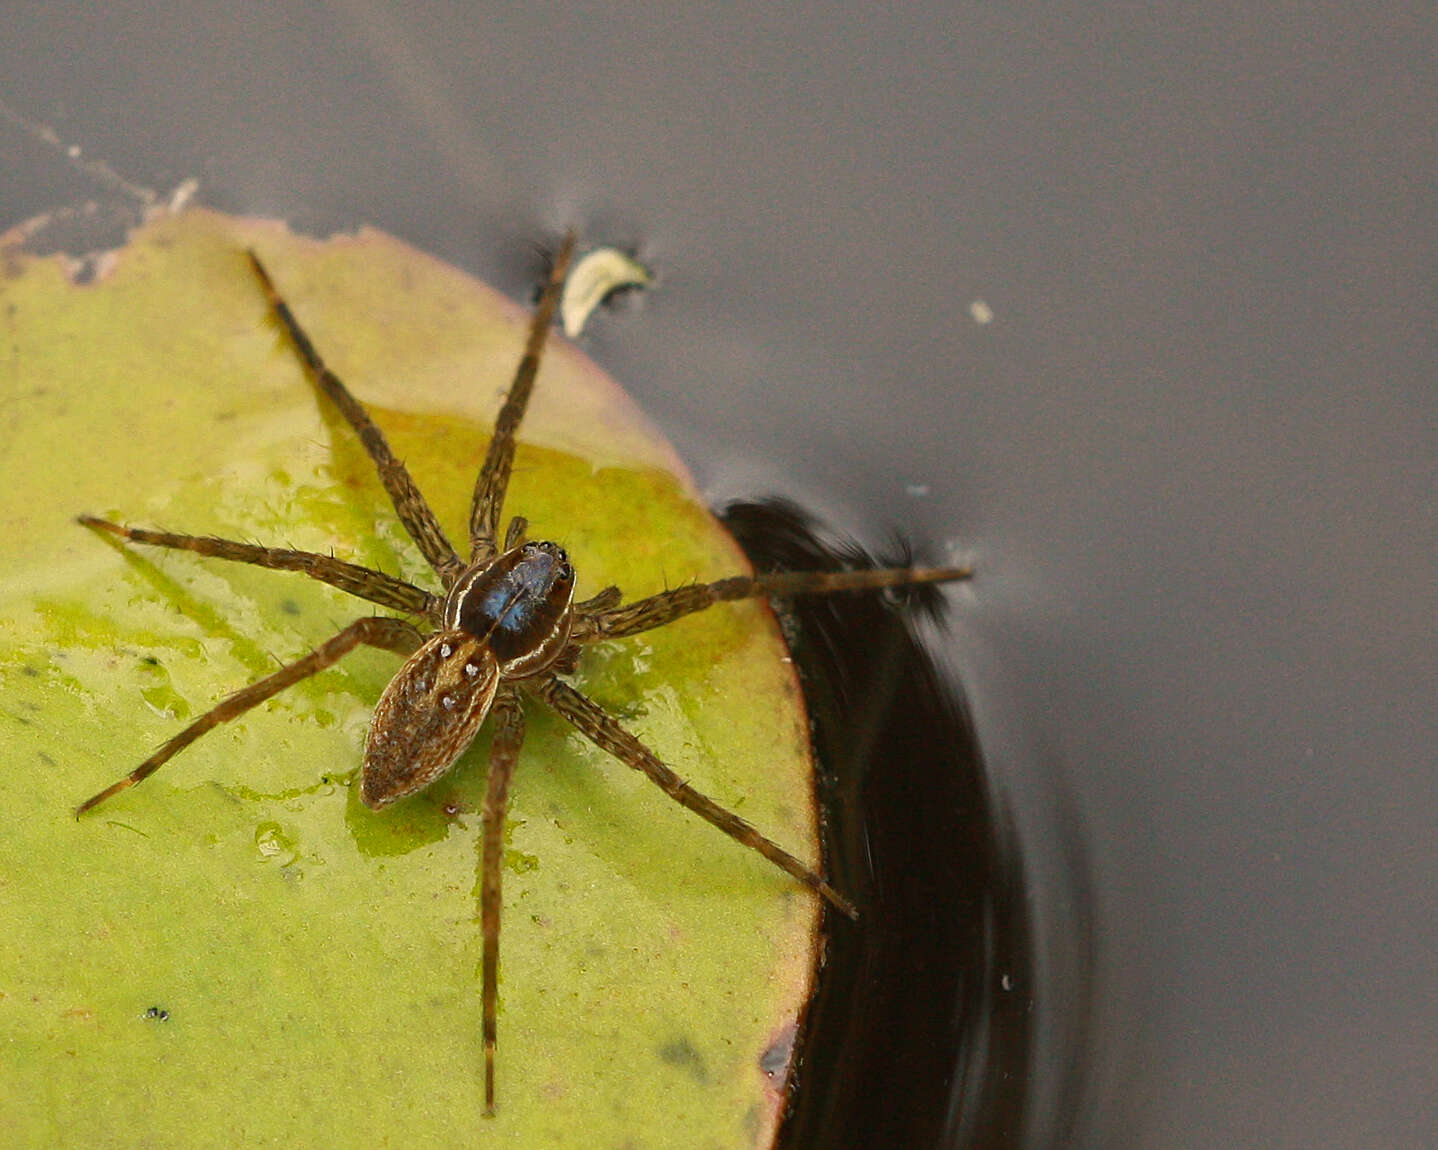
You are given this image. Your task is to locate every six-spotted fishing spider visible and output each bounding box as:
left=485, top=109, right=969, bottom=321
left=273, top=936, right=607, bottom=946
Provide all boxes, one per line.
left=75, top=231, right=973, bottom=1113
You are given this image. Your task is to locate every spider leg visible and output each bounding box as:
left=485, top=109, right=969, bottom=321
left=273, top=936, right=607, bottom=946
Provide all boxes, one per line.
left=576, top=563, right=973, bottom=642
left=75, top=616, right=425, bottom=816
left=478, top=686, right=525, bottom=1117
left=467, top=231, right=575, bottom=563
left=246, top=251, right=465, bottom=586
left=78, top=516, right=440, bottom=620
left=574, top=585, right=621, bottom=614
left=531, top=676, right=859, bottom=920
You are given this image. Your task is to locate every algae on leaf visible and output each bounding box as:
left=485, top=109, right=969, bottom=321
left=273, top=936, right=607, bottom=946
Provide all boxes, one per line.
left=0, top=209, right=823, bottom=1148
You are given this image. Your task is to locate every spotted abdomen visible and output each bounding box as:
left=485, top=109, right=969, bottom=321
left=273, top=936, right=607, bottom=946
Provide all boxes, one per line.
left=361, top=631, right=499, bottom=808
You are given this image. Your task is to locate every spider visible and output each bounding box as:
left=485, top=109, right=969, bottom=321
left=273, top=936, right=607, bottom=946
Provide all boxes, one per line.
left=74, top=231, right=973, bottom=1113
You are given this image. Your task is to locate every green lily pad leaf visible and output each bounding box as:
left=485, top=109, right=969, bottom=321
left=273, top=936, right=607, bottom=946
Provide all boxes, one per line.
left=0, top=208, right=825, bottom=1147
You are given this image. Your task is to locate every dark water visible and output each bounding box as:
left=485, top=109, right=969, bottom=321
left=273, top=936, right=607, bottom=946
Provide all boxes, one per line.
left=723, top=501, right=1050, bottom=1148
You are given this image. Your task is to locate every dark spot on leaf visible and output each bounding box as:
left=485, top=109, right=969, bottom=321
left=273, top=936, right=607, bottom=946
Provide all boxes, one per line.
left=658, top=1037, right=709, bottom=1084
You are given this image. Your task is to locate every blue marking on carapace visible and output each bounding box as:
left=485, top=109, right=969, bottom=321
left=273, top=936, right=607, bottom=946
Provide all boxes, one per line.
left=480, top=551, right=558, bottom=634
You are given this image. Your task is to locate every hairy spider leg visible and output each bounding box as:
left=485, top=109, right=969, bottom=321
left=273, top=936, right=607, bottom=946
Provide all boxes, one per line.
left=74, top=616, right=424, bottom=816
left=247, top=250, right=467, bottom=587
left=76, top=516, right=439, bottom=618
left=575, top=563, right=974, bottom=643
left=478, top=685, right=526, bottom=1116
left=468, top=232, right=576, bottom=562
left=532, top=676, right=860, bottom=920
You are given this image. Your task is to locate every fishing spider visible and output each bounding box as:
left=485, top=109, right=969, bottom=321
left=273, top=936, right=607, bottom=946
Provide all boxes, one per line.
left=75, top=231, right=972, bottom=1113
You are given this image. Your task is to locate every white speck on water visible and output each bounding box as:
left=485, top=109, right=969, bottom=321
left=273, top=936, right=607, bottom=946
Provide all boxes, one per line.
left=561, top=247, right=652, bottom=337
left=970, top=299, right=994, bottom=324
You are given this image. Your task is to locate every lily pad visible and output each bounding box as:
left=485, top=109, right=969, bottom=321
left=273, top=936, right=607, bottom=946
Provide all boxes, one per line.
left=0, top=209, right=824, bottom=1147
